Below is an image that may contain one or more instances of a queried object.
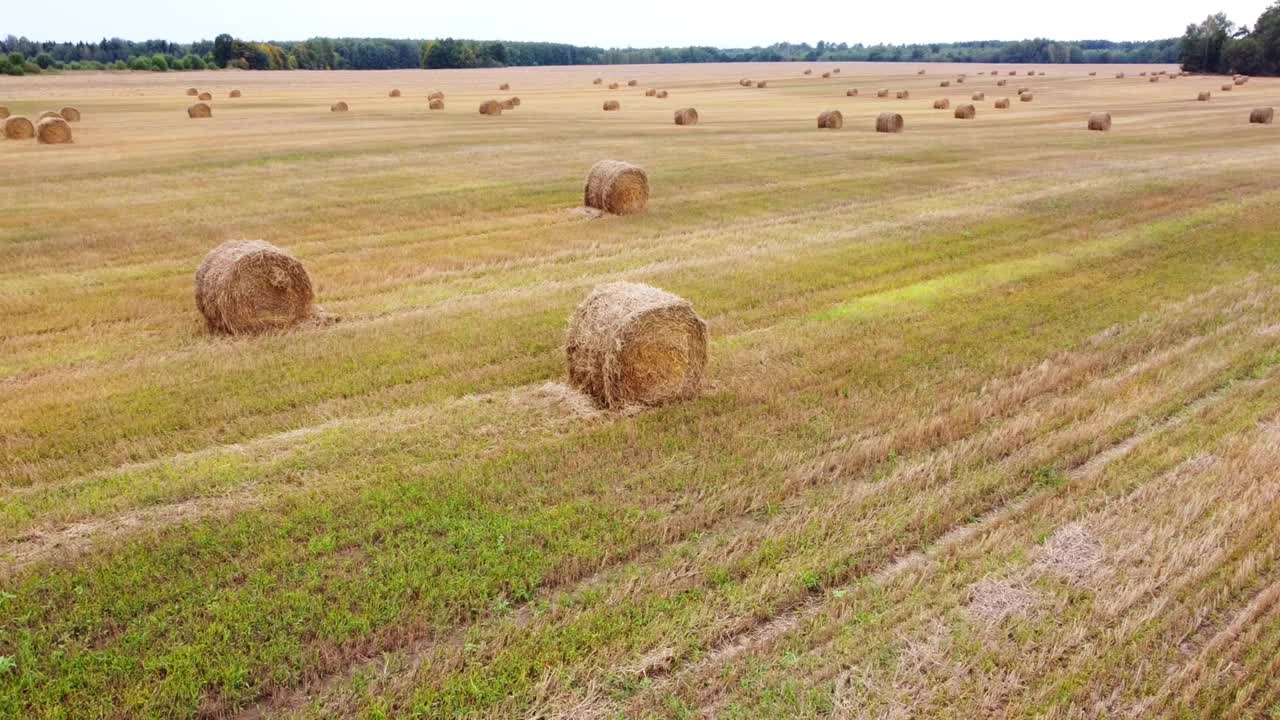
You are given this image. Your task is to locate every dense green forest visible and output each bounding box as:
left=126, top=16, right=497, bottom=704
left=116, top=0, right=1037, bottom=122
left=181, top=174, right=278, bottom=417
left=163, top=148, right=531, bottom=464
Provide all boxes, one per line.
left=0, top=3, right=1275, bottom=77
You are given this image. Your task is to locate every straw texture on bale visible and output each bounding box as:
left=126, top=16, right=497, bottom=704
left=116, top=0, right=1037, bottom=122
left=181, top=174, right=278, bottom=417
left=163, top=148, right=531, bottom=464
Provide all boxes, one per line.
left=673, top=108, right=699, bottom=125
left=389, top=89, right=401, bottom=97
left=954, top=104, right=976, bottom=119
left=500, top=83, right=510, bottom=90
left=876, top=112, right=904, bottom=133
left=3, top=116, right=34, bottom=139
left=59, top=107, right=81, bottom=122
left=933, top=98, right=950, bottom=110
left=428, top=91, right=445, bottom=100
left=656, top=90, right=669, bottom=98
left=330, top=101, right=349, bottom=112
left=646, top=88, right=657, bottom=96
left=429, top=98, right=444, bottom=110
left=627, top=80, right=638, bottom=86
left=846, top=89, right=858, bottom=96
left=198, top=92, right=213, bottom=101
left=36, top=116, right=73, bottom=144
left=1198, top=92, right=1211, bottom=101
left=896, top=90, right=910, bottom=99
left=187, top=102, right=212, bottom=118
left=566, top=282, right=707, bottom=409
left=1088, top=112, right=1112, bottom=131
left=194, top=240, right=317, bottom=335
left=186, top=87, right=199, bottom=96
left=1020, top=93, right=1034, bottom=102
left=603, top=100, right=620, bottom=111
left=229, top=90, right=241, bottom=98
left=0, top=106, right=8, bottom=119
left=971, top=92, right=985, bottom=101
left=877, top=88, right=889, bottom=97
left=1251, top=107, right=1275, bottom=124
left=583, top=160, right=649, bottom=215
left=479, top=100, right=502, bottom=115
left=994, top=98, right=1010, bottom=109
left=817, top=110, right=844, bottom=129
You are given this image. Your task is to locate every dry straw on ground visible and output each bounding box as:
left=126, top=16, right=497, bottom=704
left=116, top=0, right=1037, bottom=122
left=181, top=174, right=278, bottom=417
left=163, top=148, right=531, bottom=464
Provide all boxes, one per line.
left=36, top=116, right=73, bottom=144
left=194, top=240, right=317, bottom=335
left=187, top=103, right=212, bottom=118
left=330, top=101, right=348, bottom=112
left=565, top=282, right=707, bottom=409
left=1198, top=92, right=1212, bottom=101
left=954, top=104, right=976, bottom=119
left=429, top=99, right=444, bottom=110
left=479, top=100, right=502, bottom=115
left=1088, top=112, right=1112, bottom=131
left=673, top=108, right=699, bottom=126
left=389, top=89, right=401, bottom=97
left=602, top=100, right=620, bottom=111
left=1251, top=107, right=1275, bottom=124
left=59, top=107, right=80, bottom=122
left=876, top=112, right=904, bottom=133
left=198, top=91, right=213, bottom=101
left=583, top=160, right=649, bottom=215
left=933, top=98, right=951, bottom=110
left=817, top=110, right=844, bottom=129
left=971, top=92, right=985, bottom=101
left=229, top=90, right=241, bottom=98
left=994, top=98, right=1010, bottom=109
left=3, top=116, right=34, bottom=139
left=846, top=89, right=858, bottom=96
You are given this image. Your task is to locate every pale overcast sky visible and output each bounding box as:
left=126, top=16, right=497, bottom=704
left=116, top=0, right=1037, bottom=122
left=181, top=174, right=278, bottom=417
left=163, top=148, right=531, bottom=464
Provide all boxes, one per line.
left=7, top=0, right=1273, bottom=46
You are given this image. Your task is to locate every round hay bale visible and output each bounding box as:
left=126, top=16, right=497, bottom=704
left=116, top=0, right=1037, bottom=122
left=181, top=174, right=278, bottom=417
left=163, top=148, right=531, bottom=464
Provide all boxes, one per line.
left=39, top=110, right=61, bottom=121
left=428, top=91, right=445, bottom=101
left=994, top=98, right=1010, bottom=109
left=509, top=96, right=522, bottom=107
left=971, top=92, right=985, bottom=101
left=566, top=282, right=707, bottom=409
left=0, top=106, right=8, bottom=119
left=186, top=87, right=199, bottom=96
left=603, top=100, right=621, bottom=111
left=918, top=69, right=926, bottom=75
left=194, top=240, right=316, bottom=335
left=646, top=88, right=657, bottom=96
left=499, top=83, right=510, bottom=90
left=3, top=116, right=34, bottom=139
left=330, top=101, right=349, bottom=112
left=940, top=80, right=951, bottom=87
left=36, top=116, right=73, bottom=144
left=1115, top=72, right=1125, bottom=78
left=593, top=78, right=603, bottom=85
left=583, top=160, right=649, bottom=215
left=997, top=79, right=1008, bottom=86
left=804, top=69, right=813, bottom=75
left=656, top=90, right=669, bottom=98
left=832, top=68, right=841, bottom=74
left=429, top=98, right=445, bottom=110
left=933, top=98, right=950, bottom=110
left=1008, top=70, right=1017, bottom=76
left=1149, top=76, right=1159, bottom=83
left=954, top=104, right=976, bottom=119
left=1221, top=84, right=1233, bottom=91
left=1234, top=77, right=1248, bottom=86
left=817, top=110, right=843, bottom=129
left=1251, top=107, right=1275, bottom=124
left=198, top=91, right=213, bottom=101
left=627, top=80, right=638, bottom=87
left=59, top=107, right=81, bottom=122
left=739, top=79, right=751, bottom=87
left=609, top=82, right=620, bottom=89
left=956, top=77, right=965, bottom=84
left=756, top=81, right=767, bottom=89
left=479, top=100, right=502, bottom=115
left=1139, top=71, right=1147, bottom=76
left=846, top=88, right=858, bottom=96
left=1088, top=71, right=1097, bottom=76
left=1019, top=93, right=1034, bottom=102
left=1088, top=112, right=1112, bottom=131
left=1198, top=92, right=1211, bottom=101
left=187, top=102, right=212, bottom=118
left=229, top=90, right=242, bottom=98
left=389, top=89, right=401, bottom=97
left=877, top=88, right=889, bottom=98
left=875, top=112, right=904, bottom=133
left=822, top=72, right=831, bottom=79
left=896, top=90, right=910, bottom=99
left=673, top=107, right=699, bottom=125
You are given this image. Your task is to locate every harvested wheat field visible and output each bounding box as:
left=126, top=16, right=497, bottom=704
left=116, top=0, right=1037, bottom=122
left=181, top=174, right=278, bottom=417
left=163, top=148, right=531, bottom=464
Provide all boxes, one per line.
left=3, top=61, right=1280, bottom=720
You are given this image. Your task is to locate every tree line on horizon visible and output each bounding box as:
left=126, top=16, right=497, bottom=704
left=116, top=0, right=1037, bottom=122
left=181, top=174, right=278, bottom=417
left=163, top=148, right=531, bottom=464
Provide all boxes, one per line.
left=0, top=3, right=1275, bottom=77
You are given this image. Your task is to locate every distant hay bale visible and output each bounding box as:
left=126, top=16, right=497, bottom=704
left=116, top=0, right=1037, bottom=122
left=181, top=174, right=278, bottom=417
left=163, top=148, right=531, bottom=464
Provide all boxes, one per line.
left=673, top=107, right=699, bottom=125
left=940, top=80, right=951, bottom=87
left=1221, top=84, right=1233, bottom=91
left=971, top=92, right=985, bottom=101
left=59, top=107, right=81, bottom=122
left=186, top=87, right=198, bottom=96
left=609, top=82, right=620, bottom=89
left=566, top=282, right=707, bottom=409
left=1139, top=71, right=1147, bottom=76
left=3, top=116, right=34, bottom=139
left=1198, top=91, right=1211, bottom=101
left=389, top=89, right=401, bottom=97
left=500, top=83, right=510, bottom=90
left=739, top=78, right=751, bottom=87
left=1087, top=112, right=1112, bottom=131
left=1251, top=107, right=1275, bottom=124
left=817, top=109, right=844, bottom=129
left=194, top=240, right=316, bottom=335
left=583, top=159, right=649, bottom=215
left=954, top=104, right=976, bottom=119
left=429, top=98, right=445, bottom=110
left=804, top=69, right=813, bottom=75
left=509, top=96, right=521, bottom=107
left=933, top=98, right=950, bottom=109
left=627, top=80, right=638, bottom=86
left=1235, top=77, right=1248, bottom=86
left=1115, top=72, right=1125, bottom=78
left=822, top=72, right=831, bottom=78
left=646, top=88, right=657, bottom=96
left=479, top=99, right=502, bottom=115
left=877, top=88, right=889, bottom=97
left=997, top=79, right=1008, bottom=86
left=956, top=77, right=965, bottom=83
left=603, top=100, right=621, bottom=111
left=593, top=78, right=603, bottom=85
left=846, top=88, right=858, bottom=96
left=428, top=91, right=444, bottom=101
left=876, top=112, right=904, bottom=133
left=36, top=116, right=73, bottom=144
left=832, top=68, right=841, bottom=74
left=0, top=106, right=8, bottom=119
left=1088, top=71, right=1097, bottom=76
left=896, top=90, right=910, bottom=99
left=229, top=89, right=242, bottom=98
left=187, top=102, right=212, bottom=118
left=198, top=91, right=213, bottom=101
left=918, top=69, right=926, bottom=75
left=756, top=81, right=767, bottom=88
left=330, top=101, right=348, bottom=112
left=1008, top=70, right=1017, bottom=75
left=994, top=98, right=1010, bottom=109
left=1019, top=92, right=1033, bottom=102
left=1149, top=76, right=1159, bottom=83
left=656, top=90, right=669, bottom=98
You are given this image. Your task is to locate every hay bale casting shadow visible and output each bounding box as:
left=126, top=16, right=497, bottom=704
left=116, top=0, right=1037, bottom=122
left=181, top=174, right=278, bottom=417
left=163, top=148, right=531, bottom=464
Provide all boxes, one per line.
left=583, top=160, right=649, bottom=215
left=194, top=240, right=317, bottom=335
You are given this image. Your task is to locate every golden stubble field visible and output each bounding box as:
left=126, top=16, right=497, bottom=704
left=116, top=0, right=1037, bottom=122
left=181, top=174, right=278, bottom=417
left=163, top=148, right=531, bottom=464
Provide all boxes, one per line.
left=3, top=61, right=1280, bottom=719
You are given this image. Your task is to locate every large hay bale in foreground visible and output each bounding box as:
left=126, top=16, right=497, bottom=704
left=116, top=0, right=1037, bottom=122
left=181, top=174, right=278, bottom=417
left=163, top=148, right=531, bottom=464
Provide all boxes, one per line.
left=566, top=282, right=707, bottom=409
left=876, top=88, right=889, bottom=97
left=846, top=88, right=858, bottom=96
left=1198, top=91, right=1211, bottom=101
left=876, top=112, right=904, bottom=133
left=817, top=110, right=843, bottom=129
left=1088, top=112, right=1112, bottom=131
left=933, top=98, right=950, bottom=110
left=896, top=90, right=910, bottom=99
left=59, top=107, right=81, bottom=122
left=479, top=100, right=502, bottom=115
left=198, top=91, right=213, bottom=101
left=3, top=116, right=34, bottom=139
left=229, top=90, right=242, bottom=98
left=971, top=92, right=985, bottom=101
left=429, top=98, right=445, bottom=110
left=186, top=87, right=199, bottom=96
left=603, top=100, right=621, bottom=111
left=584, top=160, right=649, bottom=215
left=194, top=240, right=316, bottom=335
left=389, top=89, right=401, bottom=97
left=187, top=102, right=212, bottom=118
left=1019, top=93, right=1034, bottom=102
left=428, top=91, right=445, bottom=101
left=954, top=104, right=976, bottom=119
left=673, top=107, right=699, bottom=125
left=1251, top=107, right=1275, bottom=124
left=994, top=98, right=1010, bottom=109
left=331, top=101, right=349, bottom=112
left=36, top=116, right=72, bottom=144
